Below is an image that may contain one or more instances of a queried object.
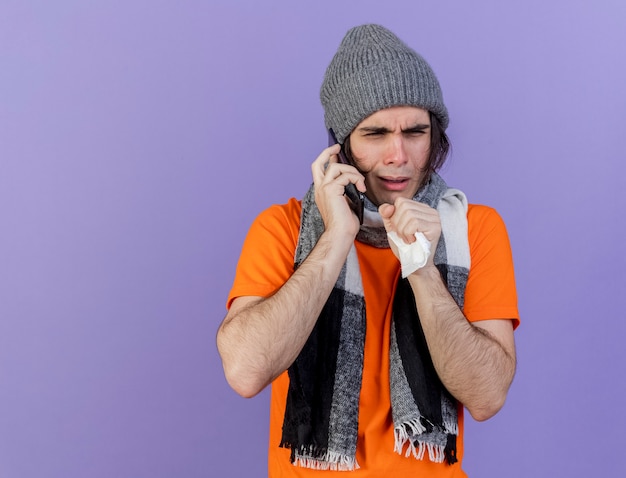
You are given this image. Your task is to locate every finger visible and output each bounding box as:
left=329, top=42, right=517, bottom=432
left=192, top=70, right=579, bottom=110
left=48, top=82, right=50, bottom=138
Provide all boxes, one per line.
left=319, top=165, right=365, bottom=196
left=311, top=144, right=341, bottom=183
left=383, top=200, right=423, bottom=243
left=378, top=203, right=395, bottom=233
left=386, top=199, right=413, bottom=240
left=379, top=203, right=394, bottom=219
left=393, top=201, right=440, bottom=244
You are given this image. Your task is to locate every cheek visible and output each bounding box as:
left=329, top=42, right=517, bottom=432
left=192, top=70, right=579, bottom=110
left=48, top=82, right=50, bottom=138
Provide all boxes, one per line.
left=408, top=140, right=431, bottom=166
left=348, top=144, right=375, bottom=173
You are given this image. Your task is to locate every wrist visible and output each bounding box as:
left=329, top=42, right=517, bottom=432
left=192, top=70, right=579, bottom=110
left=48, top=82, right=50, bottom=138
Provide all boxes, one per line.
left=315, top=228, right=355, bottom=260
left=321, top=220, right=358, bottom=245
left=409, top=263, right=441, bottom=281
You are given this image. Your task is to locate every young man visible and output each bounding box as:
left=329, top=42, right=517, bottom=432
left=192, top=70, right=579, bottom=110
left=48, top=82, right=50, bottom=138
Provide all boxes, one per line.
left=217, top=24, right=519, bottom=477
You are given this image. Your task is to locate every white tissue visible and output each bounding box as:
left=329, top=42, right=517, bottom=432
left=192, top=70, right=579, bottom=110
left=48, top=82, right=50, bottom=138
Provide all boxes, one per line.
left=387, top=231, right=432, bottom=278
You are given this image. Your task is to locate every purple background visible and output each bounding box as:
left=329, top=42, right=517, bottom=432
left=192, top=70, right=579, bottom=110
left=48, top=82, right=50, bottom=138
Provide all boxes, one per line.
left=1, top=1, right=625, bottom=477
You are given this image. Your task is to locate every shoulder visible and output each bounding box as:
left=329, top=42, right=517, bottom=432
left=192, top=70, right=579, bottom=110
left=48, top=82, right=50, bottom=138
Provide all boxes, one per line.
left=255, top=197, right=302, bottom=224
left=463, top=204, right=519, bottom=326
left=467, top=203, right=505, bottom=225
left=250, top=198, right=302, bottom=240
left=467, top=204, right=511, bottom=248
left=227, top=198, right=303, bottom=309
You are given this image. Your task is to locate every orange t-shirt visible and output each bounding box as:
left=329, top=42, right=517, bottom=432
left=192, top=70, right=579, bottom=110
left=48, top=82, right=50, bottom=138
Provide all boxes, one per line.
left=227, top=198, right=519, bottom=478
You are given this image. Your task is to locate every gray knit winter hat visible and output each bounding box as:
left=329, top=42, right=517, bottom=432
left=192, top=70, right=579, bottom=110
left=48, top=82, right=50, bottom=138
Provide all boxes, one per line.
left=320, top=24, right=449, bottom=143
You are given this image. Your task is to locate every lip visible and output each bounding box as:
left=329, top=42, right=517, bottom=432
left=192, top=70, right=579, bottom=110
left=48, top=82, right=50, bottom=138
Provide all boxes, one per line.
left=379, top=176, right=411, bottom=191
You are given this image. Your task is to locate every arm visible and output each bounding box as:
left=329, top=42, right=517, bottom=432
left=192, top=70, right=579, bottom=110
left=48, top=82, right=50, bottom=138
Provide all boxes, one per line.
left=408, top=268, right=516, bottom=421
left=217, top=232, right=351, bottom=398
left=380, top=199, right=516, bottom=421
left=217, top=145, right=366, bottom=398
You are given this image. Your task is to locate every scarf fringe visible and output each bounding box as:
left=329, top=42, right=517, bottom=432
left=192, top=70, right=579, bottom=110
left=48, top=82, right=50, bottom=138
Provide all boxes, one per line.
left=422, top=442, right=446, bottom=463
left=292, top=448, right=360, bottom=471
left=395, top=435, right=447, bottom=463
left=444, top=419, right=459, bottom=436
left=395, top=419, right=457, bottom=464
left=394, top=418, right=428, bottom=455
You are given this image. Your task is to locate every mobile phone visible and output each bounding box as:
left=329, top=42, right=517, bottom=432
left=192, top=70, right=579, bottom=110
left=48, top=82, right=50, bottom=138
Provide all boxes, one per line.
left=328, top=128, right=365, bottom=224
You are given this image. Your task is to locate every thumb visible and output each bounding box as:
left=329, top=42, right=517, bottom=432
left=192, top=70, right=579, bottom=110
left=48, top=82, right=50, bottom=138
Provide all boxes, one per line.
left=378, top=203, right=395, bottom=232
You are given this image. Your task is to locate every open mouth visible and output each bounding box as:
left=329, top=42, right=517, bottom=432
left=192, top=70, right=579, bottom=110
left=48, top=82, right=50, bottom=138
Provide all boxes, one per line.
left=380, top=177, right=410, bottom=190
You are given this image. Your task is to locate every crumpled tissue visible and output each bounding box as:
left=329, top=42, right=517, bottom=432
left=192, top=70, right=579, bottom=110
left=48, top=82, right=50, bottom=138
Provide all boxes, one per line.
left=387, top=231, right=432, bottom=278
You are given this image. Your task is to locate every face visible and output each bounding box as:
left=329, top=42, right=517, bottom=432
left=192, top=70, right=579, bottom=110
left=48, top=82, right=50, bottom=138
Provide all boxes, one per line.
left=348, top=106, right=431, bottom=206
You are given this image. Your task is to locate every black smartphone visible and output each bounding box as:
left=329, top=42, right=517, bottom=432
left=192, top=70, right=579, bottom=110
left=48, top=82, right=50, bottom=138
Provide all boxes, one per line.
left=328, top=128, right=365, bottom=224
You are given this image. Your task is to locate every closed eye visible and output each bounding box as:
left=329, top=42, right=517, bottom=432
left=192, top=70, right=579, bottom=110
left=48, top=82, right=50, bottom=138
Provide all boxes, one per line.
left=356, top=124, right=430, bottom=137
left=359, top=127, right=389, bottom=137
left=403, top=125, right=430, bottom=135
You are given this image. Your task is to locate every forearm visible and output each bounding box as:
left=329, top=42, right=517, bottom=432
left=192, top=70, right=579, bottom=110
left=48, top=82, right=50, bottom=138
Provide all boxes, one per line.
left=217, top=231, right=352, bottom=398
left=408, top=266, right=516, bottom=421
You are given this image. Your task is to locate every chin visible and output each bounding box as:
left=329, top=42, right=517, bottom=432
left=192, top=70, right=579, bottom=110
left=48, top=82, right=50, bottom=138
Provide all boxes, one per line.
left=383, top=191, right=417, bottom=205
left=368, top=194, right=396, bottom=207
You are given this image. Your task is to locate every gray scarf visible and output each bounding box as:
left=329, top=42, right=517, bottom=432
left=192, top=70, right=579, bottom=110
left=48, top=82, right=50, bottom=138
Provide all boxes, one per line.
left=280, top=173, right=470, bottom=471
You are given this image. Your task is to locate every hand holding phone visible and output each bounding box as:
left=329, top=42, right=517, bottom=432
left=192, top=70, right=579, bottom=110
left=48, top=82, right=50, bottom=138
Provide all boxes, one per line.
left=328, top=129, right=365, bottom=224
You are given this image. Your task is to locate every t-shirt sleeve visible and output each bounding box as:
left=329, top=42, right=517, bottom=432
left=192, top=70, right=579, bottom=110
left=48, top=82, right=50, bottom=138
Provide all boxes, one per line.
left=226, top=199, right=302, bottom=309
left=463, top=205, right=520, bottom=329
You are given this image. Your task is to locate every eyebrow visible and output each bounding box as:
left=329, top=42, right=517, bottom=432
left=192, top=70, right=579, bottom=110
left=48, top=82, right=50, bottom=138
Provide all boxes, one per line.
left=403, top=123, right=430, bottom=133
left=356, top=123, right=430, bottom=134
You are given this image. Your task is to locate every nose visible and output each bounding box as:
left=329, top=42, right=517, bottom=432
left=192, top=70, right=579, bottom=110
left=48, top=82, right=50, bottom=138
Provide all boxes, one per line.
left=383, top=135, right=408, bottom=165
